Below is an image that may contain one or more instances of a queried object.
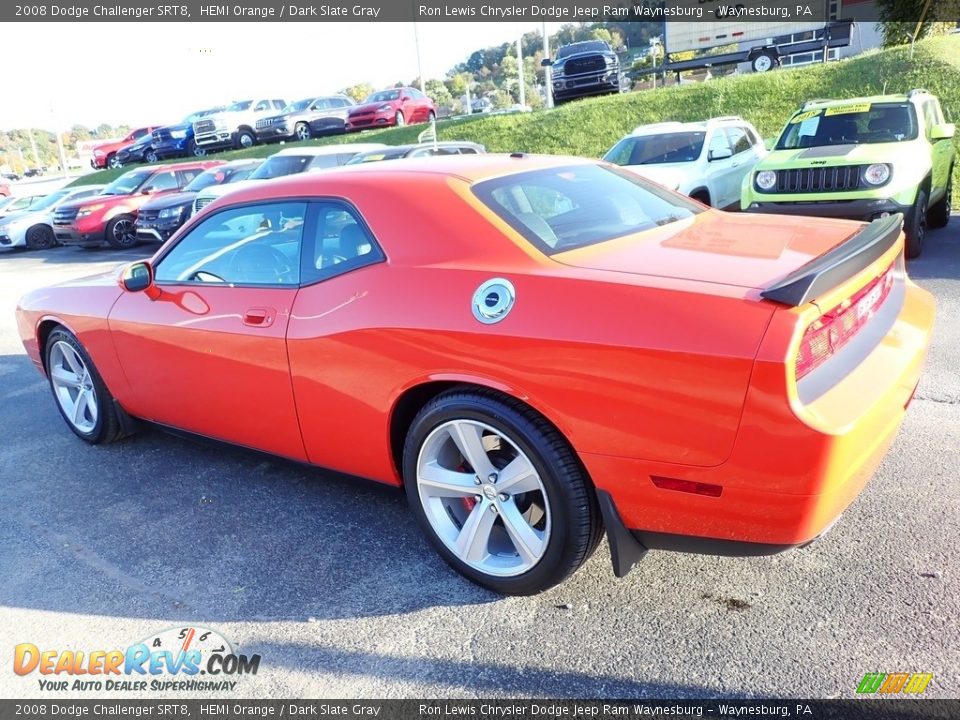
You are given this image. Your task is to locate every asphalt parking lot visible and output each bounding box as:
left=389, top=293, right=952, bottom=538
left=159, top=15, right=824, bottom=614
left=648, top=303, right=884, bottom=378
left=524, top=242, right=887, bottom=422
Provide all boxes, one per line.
left=0, top=225, right=957, bottom=700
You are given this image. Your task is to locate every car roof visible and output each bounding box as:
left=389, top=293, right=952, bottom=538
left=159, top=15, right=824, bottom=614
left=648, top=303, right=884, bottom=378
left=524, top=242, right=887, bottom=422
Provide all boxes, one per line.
left=629, top=117, right=746, bottom=136
left=272, top=143, right=387, bottom=157
left=356, top=141, right=485, bottom=157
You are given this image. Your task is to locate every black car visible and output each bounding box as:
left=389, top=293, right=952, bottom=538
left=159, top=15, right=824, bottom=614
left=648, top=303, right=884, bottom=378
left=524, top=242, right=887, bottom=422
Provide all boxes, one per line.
left=115, top=135, right=157, bottom=167
left=545, top=40, right=623, bottom=104
left=344, top=141, right=486, bottom=165
left=134, top=159, right=262, bottom=243
left=255, top=95, right=356, bottom=143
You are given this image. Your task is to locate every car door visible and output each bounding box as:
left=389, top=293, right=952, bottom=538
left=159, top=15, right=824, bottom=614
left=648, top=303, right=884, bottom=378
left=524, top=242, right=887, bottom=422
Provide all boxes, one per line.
left=724, top=126, right=760, bottom=210
left=703, top=129, right=737, bottom=209
left=286, top=201, right=388, bottom=476
left=108, top=200, right=309, bottom=461
left=923, top=99, right=952, bottom=202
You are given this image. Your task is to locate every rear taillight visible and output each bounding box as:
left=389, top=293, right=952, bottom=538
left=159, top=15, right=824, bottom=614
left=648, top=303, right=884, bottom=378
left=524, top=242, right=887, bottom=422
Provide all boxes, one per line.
left=795, top=264, right=895, bottom=379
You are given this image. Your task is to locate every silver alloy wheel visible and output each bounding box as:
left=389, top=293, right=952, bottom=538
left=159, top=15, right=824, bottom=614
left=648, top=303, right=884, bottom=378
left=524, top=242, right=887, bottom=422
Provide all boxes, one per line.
left=49, top=341, right=98, bottom=434
left=239, top=133, right=255, bottom=148
left=111, top=218, right=135, bottom=246
left=416, top=419, right=551, bottom=577
left=295, top=123, right=310, bottom=141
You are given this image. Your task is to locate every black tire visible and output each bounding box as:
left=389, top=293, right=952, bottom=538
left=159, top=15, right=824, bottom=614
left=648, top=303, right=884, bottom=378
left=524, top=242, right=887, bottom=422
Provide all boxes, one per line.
left=427, top=110, right=436, bottom=123
left=106, top=154, right=120, bottom=169
left=402, top=388, right=603, bottom=595
left=236, top=129, right=256, bottom=149
left=105, top=214, right=137, bottom=249
left=690, top=190, right=712, bottom=207
left=187, top=138, right=206, bottom=157
left=905, top=189, right=929, bottom=259
left=927, top=171, right=953, bottom=229
left=395, top=111, right=405, bottom=127
left=294, top=122, right=311, bottom=142
left=144, top=149, right=158, bottom=164
left=25, top=224, right=56, bottom=250
left=45, top=328, right=126, bottom=444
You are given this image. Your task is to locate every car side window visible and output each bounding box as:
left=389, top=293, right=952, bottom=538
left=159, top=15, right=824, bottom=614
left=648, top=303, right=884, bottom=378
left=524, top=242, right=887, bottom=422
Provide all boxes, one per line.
left=155, top=202, right=306, bottom=287
left=255, top=100, right=270, bottom=111
left=273, top=100, right=286, bottom=110
left=725, top=127, right=752, bottom=155
left=922, top=100, right=942, bottom=137
left=708, top=131, right=732, bottom=158
left=132, top=129, right=147, bottom=140
left=178, top=168, right=204, bottom=187
left=302, top=203, right=385, bottom=284
left=142, top=171, right=179, bottom=193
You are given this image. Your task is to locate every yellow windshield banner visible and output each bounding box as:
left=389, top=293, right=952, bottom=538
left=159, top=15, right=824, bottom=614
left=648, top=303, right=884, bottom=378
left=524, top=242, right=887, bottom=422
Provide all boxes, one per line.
left=790, top=110, right=822, bottom=124
left=825, top=103, right=872, bottom=116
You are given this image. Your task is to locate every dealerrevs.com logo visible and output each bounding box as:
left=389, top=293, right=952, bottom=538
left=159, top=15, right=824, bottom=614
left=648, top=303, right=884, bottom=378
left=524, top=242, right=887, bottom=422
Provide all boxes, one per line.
left=14, top=626, right=261, bottom=692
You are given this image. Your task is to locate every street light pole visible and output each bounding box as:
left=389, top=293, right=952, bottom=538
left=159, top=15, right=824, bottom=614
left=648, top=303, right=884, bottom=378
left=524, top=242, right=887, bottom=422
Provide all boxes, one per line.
left=542, top=22, right=553, bottom=109
left=517, top=34, right=526, bottom=108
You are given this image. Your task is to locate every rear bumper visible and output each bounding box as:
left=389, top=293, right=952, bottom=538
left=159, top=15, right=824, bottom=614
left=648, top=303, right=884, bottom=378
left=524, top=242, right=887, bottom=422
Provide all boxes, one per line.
left=587, top=279, right=935, bottom=575
left=743, top=197, right=912, bottom=221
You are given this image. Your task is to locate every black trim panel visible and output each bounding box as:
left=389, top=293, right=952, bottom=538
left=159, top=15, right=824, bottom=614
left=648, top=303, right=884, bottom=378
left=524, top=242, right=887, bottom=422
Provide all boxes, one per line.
left=760, top=213, right=903, bottom=306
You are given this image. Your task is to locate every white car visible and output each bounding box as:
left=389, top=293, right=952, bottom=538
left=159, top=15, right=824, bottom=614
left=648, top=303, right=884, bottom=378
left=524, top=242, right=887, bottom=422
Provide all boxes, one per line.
left=603, top=117, right=766, bottom=210
left=0, top=185, right=105, bottom=250
left=191, top=144, right=387, bottom=216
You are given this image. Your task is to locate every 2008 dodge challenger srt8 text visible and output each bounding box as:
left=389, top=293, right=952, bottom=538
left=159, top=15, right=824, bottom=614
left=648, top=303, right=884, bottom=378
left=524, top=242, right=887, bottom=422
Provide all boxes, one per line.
left=16, top=155, right=934, bottom=595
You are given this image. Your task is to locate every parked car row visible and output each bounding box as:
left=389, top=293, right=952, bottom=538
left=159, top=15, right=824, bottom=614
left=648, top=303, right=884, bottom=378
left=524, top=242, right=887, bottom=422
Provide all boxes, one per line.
left=88, top=87, right=439, bottom=172
left=602, top=89, right=955, bottom=257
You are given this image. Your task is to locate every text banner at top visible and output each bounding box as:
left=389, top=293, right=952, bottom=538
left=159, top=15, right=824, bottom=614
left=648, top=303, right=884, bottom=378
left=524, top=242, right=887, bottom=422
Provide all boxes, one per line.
left=4, top=0, right=955, bottom=24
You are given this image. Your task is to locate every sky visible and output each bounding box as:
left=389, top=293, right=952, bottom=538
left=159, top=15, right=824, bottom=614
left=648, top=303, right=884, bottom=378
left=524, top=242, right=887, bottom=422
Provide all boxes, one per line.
left=2, top=22, right=564, bottom=131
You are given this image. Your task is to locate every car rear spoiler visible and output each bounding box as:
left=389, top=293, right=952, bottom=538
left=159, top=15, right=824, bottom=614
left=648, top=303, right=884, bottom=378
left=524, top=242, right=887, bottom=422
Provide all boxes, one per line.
left=761, top=214, right=903, bottom=307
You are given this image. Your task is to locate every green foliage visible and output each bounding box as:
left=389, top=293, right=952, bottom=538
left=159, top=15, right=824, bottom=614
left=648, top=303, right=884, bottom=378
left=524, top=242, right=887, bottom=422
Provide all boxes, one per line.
left=876, top=0, right=960, bottom=45
left=70, top=36, right=960, bottom=208
left=340, top=83, right=375, bottom=103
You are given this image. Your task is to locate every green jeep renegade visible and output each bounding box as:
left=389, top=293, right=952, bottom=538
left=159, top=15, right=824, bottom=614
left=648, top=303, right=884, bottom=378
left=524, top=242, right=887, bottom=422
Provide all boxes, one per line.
left=742, top=89, right=955, bottom=257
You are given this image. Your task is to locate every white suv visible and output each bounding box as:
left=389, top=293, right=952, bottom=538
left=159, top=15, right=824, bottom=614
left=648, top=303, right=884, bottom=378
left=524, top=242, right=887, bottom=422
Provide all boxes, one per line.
left=603, top=117, right=766, bottom=209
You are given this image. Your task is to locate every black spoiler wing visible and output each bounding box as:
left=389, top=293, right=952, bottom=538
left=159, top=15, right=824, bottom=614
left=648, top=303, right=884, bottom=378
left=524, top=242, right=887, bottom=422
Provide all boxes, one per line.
left=761, top=214, right=903, bottom=307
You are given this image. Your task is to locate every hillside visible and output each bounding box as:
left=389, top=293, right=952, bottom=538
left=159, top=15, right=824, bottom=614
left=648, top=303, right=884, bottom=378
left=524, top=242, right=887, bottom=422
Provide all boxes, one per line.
left=72, top=36, right=960, bottom=202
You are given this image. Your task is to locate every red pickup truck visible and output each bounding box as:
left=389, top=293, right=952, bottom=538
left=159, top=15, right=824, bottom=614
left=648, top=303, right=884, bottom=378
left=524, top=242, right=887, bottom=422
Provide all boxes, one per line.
left=54, top=160, right=222, bottom=249
left=90, top=127, right=159, bottom=170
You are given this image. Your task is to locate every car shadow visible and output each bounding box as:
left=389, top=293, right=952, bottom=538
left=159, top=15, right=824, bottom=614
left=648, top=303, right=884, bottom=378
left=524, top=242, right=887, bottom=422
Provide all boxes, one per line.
left=0, top=352, right=501, bottom=622
left=0, top=244, right=155, bottom=265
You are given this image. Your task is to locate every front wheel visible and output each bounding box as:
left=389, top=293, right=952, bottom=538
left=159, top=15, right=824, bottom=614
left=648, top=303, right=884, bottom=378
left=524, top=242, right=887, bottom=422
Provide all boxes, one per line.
left=403, top=389, right=602, bottom=595
left=427, top=110, right=436, bottom=123
left=395, top=111, right=405, bottom=127
left=105, top=214, right=137, bottom=249
left=25, top=224, right=56, bottom=250
left=144, top=149, right=158, bottom=164
left=751, top=50, right=780, bottom=73
left=187, top=139, right=206, bottom=157
left=236, top=130, right=255, bottom=149
left=905, top=189, right=928, bottom=259
left=106, top=154, right=120, bottom=169
left=45, top=328, right=126, bottom=444
left=928, top=173, right=953, bottom=229
left=294, top=122, right=311, bottom=141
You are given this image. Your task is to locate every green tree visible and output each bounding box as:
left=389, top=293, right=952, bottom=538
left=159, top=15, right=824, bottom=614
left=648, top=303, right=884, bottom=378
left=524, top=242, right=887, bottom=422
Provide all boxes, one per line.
left=876, top=0, right=960, bottom=45
left=341, top=83, right=375, bottom=103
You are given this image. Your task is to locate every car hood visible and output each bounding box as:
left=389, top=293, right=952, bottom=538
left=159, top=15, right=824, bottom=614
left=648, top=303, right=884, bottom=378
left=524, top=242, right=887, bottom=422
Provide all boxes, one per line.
left=552, top=210, right=867, bottom=292
left=141, top=192, right=198, bottom=211
left=350, top=101, right=394, bottom=114
left=621, top=163, right=695, bottom=191
left=196, top=179, right=262, bottom=201
left=161, top=123, right=190, bottom=133
left=0, top=208, right=49, bottom=226
left=59, top=194, right=134, bottom=212
left=759, top=142, right=916, bottom=168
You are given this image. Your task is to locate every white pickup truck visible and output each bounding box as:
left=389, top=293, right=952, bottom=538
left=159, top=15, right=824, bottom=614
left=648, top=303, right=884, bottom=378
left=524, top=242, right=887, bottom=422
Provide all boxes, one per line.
left=193, top=98, right=287, bottom=152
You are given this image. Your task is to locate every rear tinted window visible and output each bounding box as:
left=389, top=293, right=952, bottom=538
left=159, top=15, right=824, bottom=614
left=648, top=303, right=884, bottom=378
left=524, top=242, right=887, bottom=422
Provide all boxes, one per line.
left=473, top=164, right=702, bottom=255
left=603, top=132, right=706, bottom=166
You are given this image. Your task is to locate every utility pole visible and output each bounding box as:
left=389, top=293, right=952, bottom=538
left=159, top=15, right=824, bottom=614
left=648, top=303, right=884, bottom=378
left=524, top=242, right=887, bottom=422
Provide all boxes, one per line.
left=517, top=35, right=526, bottom=108
left=413, top=22, right=426, bottom=93
left=27, top=128, right=40, bottom=168
left=542, top=22, right=553, bottom=109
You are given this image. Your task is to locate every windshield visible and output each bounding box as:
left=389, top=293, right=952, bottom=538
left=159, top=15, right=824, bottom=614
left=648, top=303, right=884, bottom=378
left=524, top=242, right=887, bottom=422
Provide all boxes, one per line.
left=249, top=155, right=312, bottom=180
left=345, top=150, right=406, bottom=164
left=603, top=132, right=706, bottom=166
left=183, top=109, right=217, bottom=123
left=557, top=41, right=608, bottom=59
left=185, top=165, right=258, bottom=191
left=777, top=102, right=918, bottom=149
left=27, top=189, right=72, bottom=211
left=365, top=89, right=401, bottom=103
left=473, top=164, right=702, bottom=255
left=282, top=98, right=314, bottom=113
left=102, top=169, right=151, bottom=195
left=226, top=100, right=253, bottom=112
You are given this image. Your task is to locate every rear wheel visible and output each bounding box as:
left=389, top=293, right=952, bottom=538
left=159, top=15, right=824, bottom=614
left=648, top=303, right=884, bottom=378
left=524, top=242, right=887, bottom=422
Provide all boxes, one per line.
left=928, top=172, right=953, bottom=229
left=395, top=111, right=405, bottom=127
left=403, top=389, right=602, bottom=595
left=690, top=190, right=712, bottom=207
left=144, top=149, right=158, bottom=164
left=105, top=214, right=137, bottom=249
left=236, top=130, right=255, bottom=149
left=751, top=49, right=780, bottom=73
left=25, top=224, right=56, bottom=250
left=427, top=110, right=436, bottom=123
left=45, top=328, right=126, bottom=444
left=905, top=189, right=928, bottom=259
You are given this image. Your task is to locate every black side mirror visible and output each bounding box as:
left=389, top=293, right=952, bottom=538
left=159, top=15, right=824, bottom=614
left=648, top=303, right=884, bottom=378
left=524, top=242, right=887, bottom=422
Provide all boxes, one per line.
left=541, top=58, right=554, bottom=67
left=122, top=261, right=153, bottom=293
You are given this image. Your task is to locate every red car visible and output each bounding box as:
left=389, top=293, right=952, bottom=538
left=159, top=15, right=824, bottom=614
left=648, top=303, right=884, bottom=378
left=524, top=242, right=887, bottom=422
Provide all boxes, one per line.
left=0, top=181, right=10, bottom=197
left=16, top=155, right=934, bottom=595
left=90, top=127, right=159, bottom=170
left=53, top=161, right=222, bottom=249
left=346, top=87, right=436, bottom=131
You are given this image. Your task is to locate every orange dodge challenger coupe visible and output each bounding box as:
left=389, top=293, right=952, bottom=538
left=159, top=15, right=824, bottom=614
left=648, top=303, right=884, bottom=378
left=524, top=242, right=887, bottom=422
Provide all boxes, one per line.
left=16, top=155, right=934, bottom=594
